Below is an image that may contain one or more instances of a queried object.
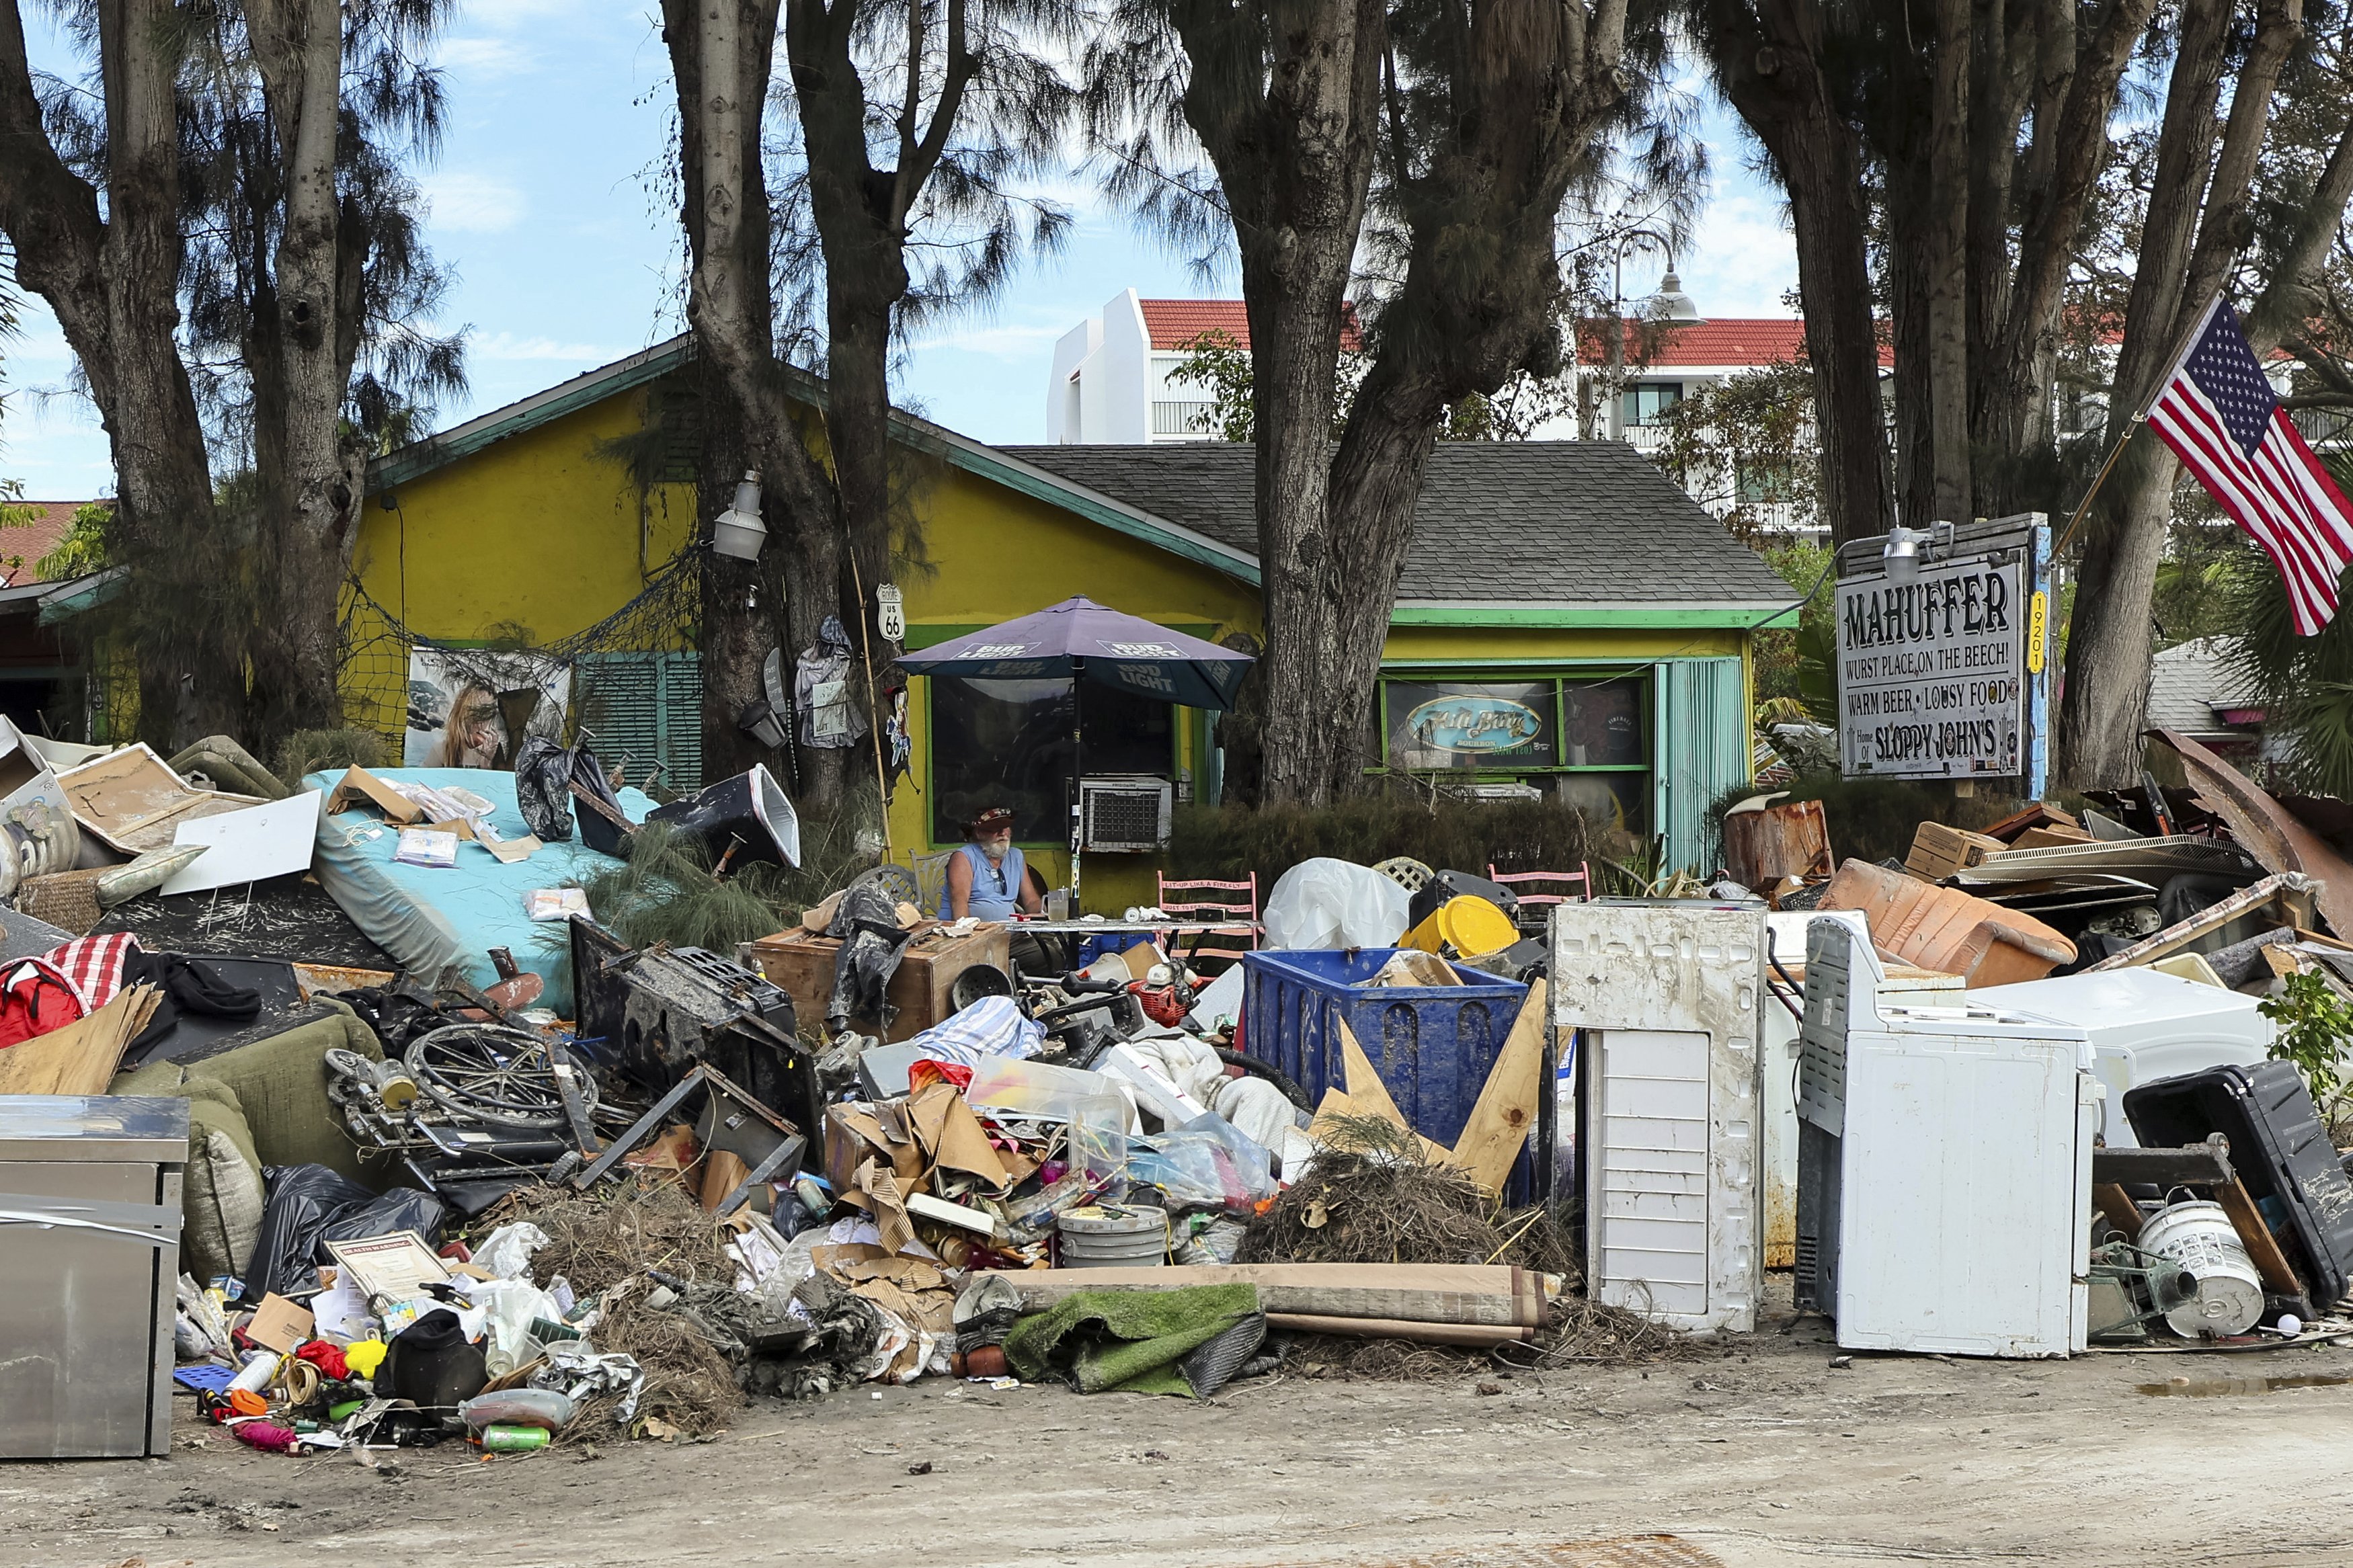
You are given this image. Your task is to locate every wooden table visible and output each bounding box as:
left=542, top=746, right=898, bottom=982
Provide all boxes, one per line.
left=740, top=921, right=1012, bottom=1042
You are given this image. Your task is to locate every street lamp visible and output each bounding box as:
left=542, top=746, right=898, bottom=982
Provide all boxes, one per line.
left=711, top=470, right=766, bottom=560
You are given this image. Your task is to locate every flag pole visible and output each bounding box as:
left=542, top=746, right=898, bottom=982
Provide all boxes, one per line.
left=2053, top=292, right=2227, bottom=559
left=2052, top=421, right=2141, bottom=559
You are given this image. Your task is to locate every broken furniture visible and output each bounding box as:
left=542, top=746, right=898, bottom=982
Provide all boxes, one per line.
left=742, top=918, right=1010, bottom=1044
left=0, top=1095, right=186, bottom=1459
left=1552, top=901, right=1765, bottom=1335
left=1817, top=857, right=2077, bottom=985
left=2122, top=1062, right=2353, bottom=1323
left=569, top=916, right=820, bottom=1157
left=1797, top=919, right=2096, bottom=1358
left=569, top=1062, right=806, bottom=1217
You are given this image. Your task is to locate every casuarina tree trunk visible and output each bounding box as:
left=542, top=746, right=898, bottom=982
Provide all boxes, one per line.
left=247, top=0, right=363, bottom=741
left=1698, top=0, right=1891, bottom=547
left=663, top=0, right=850, bottom=809
left=0, top=0, right=245, bottom=746
left=1164, top=0, right=1385, bottom=807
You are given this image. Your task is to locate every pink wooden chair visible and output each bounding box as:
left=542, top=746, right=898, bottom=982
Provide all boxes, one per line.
left=1488, top=862, right=1594, bottom=924
left=1156, top=870, right=1261, bottom=971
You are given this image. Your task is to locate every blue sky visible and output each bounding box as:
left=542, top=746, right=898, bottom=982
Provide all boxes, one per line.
left=1, top=3, right=1799, bottom=502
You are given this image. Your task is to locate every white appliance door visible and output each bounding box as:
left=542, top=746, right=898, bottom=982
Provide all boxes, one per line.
left=1836, top=1028, right=2083, bottom=1357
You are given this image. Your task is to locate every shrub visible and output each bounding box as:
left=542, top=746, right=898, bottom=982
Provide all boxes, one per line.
left=276, top=726, right=387, bottom=786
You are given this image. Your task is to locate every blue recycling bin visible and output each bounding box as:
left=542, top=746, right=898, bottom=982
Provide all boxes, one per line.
left=1240, top=947, right=1531, bottom=1167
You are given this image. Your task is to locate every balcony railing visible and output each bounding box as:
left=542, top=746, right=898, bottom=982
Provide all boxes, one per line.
left=1150, top=400, right=1217, bottom=437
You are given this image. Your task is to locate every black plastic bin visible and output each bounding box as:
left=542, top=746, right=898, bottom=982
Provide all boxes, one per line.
left=2122, top=1060, right=2353, bottom=1313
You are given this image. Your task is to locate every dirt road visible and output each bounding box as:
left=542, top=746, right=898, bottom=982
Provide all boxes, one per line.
left=10, top=1313, right=2353, bottom=1568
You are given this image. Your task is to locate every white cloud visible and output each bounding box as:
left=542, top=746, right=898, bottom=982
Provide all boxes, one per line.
left=422, top=171, right=528, bottom=234
left=1679, top=186, right=1800, bottom=319
left=436, top=35, right=539, bottom=78
left=912, top=319, right=1070, bottom=358
left=469, top=331, right=627, bottom=362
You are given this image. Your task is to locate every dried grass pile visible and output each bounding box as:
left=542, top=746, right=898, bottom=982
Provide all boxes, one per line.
left=1240, top=1116, right=1702, bottom=1378
left=495, top=1178, right=748, bottom=1438
left=1236, top=1114, right=1577, bottom=1276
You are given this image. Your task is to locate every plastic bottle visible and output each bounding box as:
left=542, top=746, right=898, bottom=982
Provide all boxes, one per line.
left=478, top=1423, right=551, bottom=1452
left=456, top=1388, right=576, bottom=1432
left=227, top=1350, right=282, bottom=1397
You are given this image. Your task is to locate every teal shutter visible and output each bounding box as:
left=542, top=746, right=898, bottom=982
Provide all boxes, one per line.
left=573, top=652, right=704, bottom=793
left=1654, top=657, right=1749, bottom=877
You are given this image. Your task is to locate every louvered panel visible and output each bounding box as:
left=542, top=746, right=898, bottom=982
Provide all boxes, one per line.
left=575, top=652, right=703, bottom=794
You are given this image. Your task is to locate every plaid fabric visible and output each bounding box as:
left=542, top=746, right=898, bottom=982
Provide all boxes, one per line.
left=43, top=932, right=138, bottom=1011
left=905, top=995, right=1043, bottom=1071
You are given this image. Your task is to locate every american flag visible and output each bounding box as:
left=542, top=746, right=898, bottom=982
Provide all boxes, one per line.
left=2143, top=296, right=2353, bottom=636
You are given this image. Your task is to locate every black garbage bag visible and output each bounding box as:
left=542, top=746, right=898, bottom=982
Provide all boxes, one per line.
left=825, top=880, right=912, bottom=1033
left=513, top=737, right=575, bottom=842
left=569, top=741, right=633, bottom=856
left=244, top=1163, right=448, bottom=1303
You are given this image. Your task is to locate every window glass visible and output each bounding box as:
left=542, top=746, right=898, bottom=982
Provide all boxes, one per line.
left=1384, top=681, right=1557, bottom=770
left=1554, top=770, right=1648, bottom=835
left=930, top=676, right=1172, bottom=842
left=1619, top=382, right=1684, bottom=427
left=1562, top=677, right=1644, bottom=767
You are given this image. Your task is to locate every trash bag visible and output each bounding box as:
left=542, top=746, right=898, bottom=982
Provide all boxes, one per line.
left=826, top=880, right=912, bottom=1032
left=512, top=738, right=575, bottom=842
left=378, top=1308, right=488, bottom=1423
left=244, top=1163, right=448, bottom=1303
left=568, top=741, right=631, bottom=856
left=1262, top=858, right=1412, bottom=950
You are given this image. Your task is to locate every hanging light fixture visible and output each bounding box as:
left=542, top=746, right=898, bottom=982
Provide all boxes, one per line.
left=712, top=470, right=766, bottom=560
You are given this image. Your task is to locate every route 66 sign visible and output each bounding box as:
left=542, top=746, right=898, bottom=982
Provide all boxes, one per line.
left=875, top=583, right=905, bottom=643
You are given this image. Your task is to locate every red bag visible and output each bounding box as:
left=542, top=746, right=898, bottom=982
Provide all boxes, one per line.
left=0, top=957, right=86, bottom=1049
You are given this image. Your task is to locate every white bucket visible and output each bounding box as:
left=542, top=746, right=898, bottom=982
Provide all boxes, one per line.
left=2139, top=1200, right=2265, bottom=1337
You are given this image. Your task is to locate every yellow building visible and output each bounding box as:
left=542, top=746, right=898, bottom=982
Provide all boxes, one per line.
left=359, top=337, right=1790, bottom=908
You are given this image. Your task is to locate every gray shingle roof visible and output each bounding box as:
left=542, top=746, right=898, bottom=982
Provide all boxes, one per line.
left=998, top=440, right=1792, bottom=606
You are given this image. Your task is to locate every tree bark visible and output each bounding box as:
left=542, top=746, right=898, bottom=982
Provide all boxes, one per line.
left=1923, top=0, right=1972, bottom=523
left=2057, top=0, right=2301, bottom=788
left=0, top=0, right=244, bottom=745
left=664, top=0, right=848, bottom=805
left=246, top=0, right=363, bottom=741
left=1700, top=0, right=1891, bottom=547
left=1167, top=0, right=1384, bottom=806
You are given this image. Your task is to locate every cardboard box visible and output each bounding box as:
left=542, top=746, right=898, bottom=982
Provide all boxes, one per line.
left=743, top=923, right=1011, bottom=1042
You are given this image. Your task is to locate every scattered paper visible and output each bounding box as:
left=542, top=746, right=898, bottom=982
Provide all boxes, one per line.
left=325, top=1231, right=454, bottom=1300
left=392, top=827, right=458, bottom=868
left=526, top=887, right=590, bottom=922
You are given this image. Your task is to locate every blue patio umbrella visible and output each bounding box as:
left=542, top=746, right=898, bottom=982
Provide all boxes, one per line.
left=897, top=596, right=1255, bottom=906
left=895, top=595, right=1254, bottom=710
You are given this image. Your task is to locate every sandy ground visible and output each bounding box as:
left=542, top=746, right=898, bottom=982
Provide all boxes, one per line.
left=12, top=1300, right=2353, bottom=1568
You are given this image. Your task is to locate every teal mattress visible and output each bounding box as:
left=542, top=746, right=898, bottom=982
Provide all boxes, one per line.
left=306, top=767, right=654, bottom=1012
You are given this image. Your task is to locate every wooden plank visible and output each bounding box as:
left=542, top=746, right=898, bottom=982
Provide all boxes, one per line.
left=2094, top=1183, right=2145, bottom=1242
left=1445, top=978, right=1550, bottom=1194
left=1337, top=1016, right=1410, bottom=1128
left=1265, top=1313, right=1528, bottom=1347
left=2213, top=1177, right=2305, bottom=1297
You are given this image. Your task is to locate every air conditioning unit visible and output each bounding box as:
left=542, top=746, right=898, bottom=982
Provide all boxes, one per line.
left=1078, top=775, right=1171, bottom=852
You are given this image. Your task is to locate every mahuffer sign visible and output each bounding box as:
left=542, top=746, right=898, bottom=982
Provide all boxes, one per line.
left=1837, top=552, right=2026, bottom=777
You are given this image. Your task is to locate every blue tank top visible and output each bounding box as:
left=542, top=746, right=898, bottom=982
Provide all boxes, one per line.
left=941, top=841, right=1026, bottom=921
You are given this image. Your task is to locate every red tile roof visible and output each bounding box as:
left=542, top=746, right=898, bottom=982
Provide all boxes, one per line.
left=1581, top=317, right=1895, bottom=370
left=1139, top=299, right=1365, bottom=353
left=0, top=500, right=97, bottom=585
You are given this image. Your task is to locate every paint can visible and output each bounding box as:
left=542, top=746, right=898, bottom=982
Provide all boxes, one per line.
left=2139, top=1200, right=2264, bottom=1337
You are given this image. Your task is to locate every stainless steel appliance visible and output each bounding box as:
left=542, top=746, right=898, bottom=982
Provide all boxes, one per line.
left=0, top=1094, right=188, bottom=1458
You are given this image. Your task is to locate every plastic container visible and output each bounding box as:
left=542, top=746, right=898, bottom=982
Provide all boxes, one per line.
left=227, top=1350, right=282, bottom=1397
left=457, top=1388, right=576, bottom=1432
left=1240, top=946, right=1528, bottom=1152
left=2139, top=1200, right=2264, bottom=1337
left=962, top=1055, right=1129, bottom=1129
left=1058, top=1206, right=1168, bottom=1268
left=2123, top=1061, right=2353, bottom=1316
